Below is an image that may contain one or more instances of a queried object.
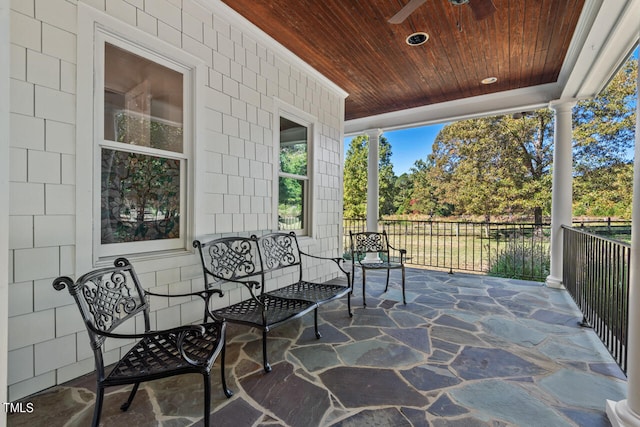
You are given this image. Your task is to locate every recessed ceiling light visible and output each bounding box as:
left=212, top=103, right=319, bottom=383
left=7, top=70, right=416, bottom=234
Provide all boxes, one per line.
left=481, top=76, right=498, bottom=84
left=406, top=32, right=429, bottom=46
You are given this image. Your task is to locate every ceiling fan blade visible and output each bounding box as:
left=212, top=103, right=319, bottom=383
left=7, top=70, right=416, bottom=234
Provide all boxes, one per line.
left=468, top=0, right=497, bottom=20
left=388, top=0, right=428, bottom=24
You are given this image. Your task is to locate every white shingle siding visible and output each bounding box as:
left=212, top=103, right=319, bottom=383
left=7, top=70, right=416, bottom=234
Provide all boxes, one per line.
left=7, top=0, right=346, bottom=401
left=42, top=24, right=76, bottom=64
left=11, top=114, right=44, bottom=150
left=105, top=0, right=138, bottom=27
left=10, top=79, right=34, bottom=116
left=9, top=148, right=27, bottom=182
left=45, top=184, right=75, bottom=215
left=8, top=346, right=33, bottom=385
left=9, top=215, right=33, bottom=249
left=34, top=334, right=77, bottom=376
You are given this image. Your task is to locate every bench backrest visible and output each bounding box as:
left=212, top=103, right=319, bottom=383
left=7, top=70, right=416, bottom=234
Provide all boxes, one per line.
left=194, top=236, right=263, bottom=289
left=258, top=232, right=302, bottom=275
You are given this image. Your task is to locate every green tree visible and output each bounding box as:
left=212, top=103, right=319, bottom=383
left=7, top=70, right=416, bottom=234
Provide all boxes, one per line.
left=572, top=56, right=636, bottom=218
left=573, top=58, right=637, bottom=173
left=573, top=162, right=633, bottom=218
left=393, top=173, right=414, bottom=214
left=406, top=159, right=452, bottom=216
left=343, top=134, right=396, bottom=218
left=424, top=111, right=553, bottom=221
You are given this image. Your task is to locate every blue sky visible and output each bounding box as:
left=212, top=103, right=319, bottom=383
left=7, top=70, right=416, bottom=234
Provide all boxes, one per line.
left=344, top=124, right=446, bottom=175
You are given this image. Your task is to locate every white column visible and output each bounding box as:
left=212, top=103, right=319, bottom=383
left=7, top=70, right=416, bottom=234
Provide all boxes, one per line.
left=607, top=57, right=640, bottom=427
left=365, top=129, right=382, bottom=233
left=365, top=129, right=382, bottom=262
left=546, top=100, right=576, bottom=289
left=0, top=0, right=10, bottom=424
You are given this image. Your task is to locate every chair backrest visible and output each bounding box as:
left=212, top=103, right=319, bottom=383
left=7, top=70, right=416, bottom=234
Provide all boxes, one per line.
left=194, top=235, right=263, bottom=289
left=258, top=232, right=302, bottom=274
left=52, top=258, right=149, bottom=351
left=350, top=231, right=390, bottom=259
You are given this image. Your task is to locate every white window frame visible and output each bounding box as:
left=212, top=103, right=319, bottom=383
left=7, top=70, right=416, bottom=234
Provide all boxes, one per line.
left=273, top=101, right=317, bottom=236
left=77, top=5, right=204, bottom=270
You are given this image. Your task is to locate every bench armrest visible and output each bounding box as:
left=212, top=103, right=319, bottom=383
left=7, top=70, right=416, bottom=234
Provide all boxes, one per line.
left=146, top=288, right=224, bottom=300
left=299, top=249, right=351, bottom=277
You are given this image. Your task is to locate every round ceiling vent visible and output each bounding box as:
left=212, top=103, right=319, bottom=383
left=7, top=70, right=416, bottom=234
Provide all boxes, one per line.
left=406, top=32, right=429, bottom=46
left=481, top=76, right=498, bottom=84
left=449, top=0, right=470, bottom=5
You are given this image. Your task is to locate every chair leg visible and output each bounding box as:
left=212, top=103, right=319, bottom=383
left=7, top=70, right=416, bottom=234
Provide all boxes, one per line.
left=347, top=289, right=353, bottom=317
left=203, top=373, right=211, bottom=427
left=402, top=266, right=406, bottom=304
left=362, top=269, right=367, bottom=307
left=92, top=386, right=105, bottom=427
left=120, top=382, right=140, bottom=411
left=221, top=342, right=233, bottom=398
left=314, top=308, right=321, bottom=339
left=262, top=330, right=272, bottom=373
left=385, top=269, right=390, bottom=292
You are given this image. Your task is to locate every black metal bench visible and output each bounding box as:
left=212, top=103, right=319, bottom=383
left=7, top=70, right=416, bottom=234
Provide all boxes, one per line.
left=194, top=231, right=352, bottom=372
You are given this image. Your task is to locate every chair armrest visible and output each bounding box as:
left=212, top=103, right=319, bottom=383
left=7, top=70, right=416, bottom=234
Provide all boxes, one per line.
left=387, top=244, right=407, bottom=263
left=87, top=323, right=212, bottom=366
left=146, top=288, right=226, bottom=323
left=88, top=323, right=205, bottom=341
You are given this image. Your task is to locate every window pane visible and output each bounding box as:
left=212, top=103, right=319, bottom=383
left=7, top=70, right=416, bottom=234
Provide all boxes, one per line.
left=104, top=43, right=183, bottom=153
left=278, top=177, right=305, bottom=231
left=280, top=117, right=307, bottom=176
left=101, top=148, right=181, bottom=243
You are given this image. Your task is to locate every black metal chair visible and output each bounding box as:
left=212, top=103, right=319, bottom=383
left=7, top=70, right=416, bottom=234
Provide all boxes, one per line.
left=350, top=231, right=407, bottom=306
left=52, top=258, right=232, bottom=427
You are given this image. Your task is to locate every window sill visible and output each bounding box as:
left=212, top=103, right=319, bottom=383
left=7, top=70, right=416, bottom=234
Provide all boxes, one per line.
left=93, top=247, right=194, bottom=269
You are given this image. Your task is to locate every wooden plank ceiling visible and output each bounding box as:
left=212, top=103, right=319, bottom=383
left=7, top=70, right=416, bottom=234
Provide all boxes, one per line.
left=221, top=0, right=585, bottom=121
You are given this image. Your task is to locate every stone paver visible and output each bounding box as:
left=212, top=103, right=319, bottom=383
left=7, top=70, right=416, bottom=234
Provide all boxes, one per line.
left=8, top=268, right=627, bottom=426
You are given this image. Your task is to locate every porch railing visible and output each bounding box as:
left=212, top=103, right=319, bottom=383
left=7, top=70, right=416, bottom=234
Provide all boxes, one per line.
left=343, top=218, right=551, bottom=281
left=562, top=225, right=630, bottom=374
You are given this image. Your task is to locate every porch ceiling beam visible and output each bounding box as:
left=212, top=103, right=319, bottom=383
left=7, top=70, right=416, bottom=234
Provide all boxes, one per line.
left=344, top=83, right=557, bottom=136
left=560, top=0, right=640, bottom=101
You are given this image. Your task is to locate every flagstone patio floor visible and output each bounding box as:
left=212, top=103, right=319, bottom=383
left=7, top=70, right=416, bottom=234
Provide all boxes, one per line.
left=8, top=268, right=627, bottom=426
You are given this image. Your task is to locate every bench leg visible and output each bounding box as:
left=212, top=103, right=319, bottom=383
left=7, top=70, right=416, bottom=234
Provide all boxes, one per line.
left=262, top=330, right=272, bottom=373
left=347, top=290, right=353, bottom=317
left=314, top=308, right=321, bottom=339
left=120, top=382, right=140, bottom=411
